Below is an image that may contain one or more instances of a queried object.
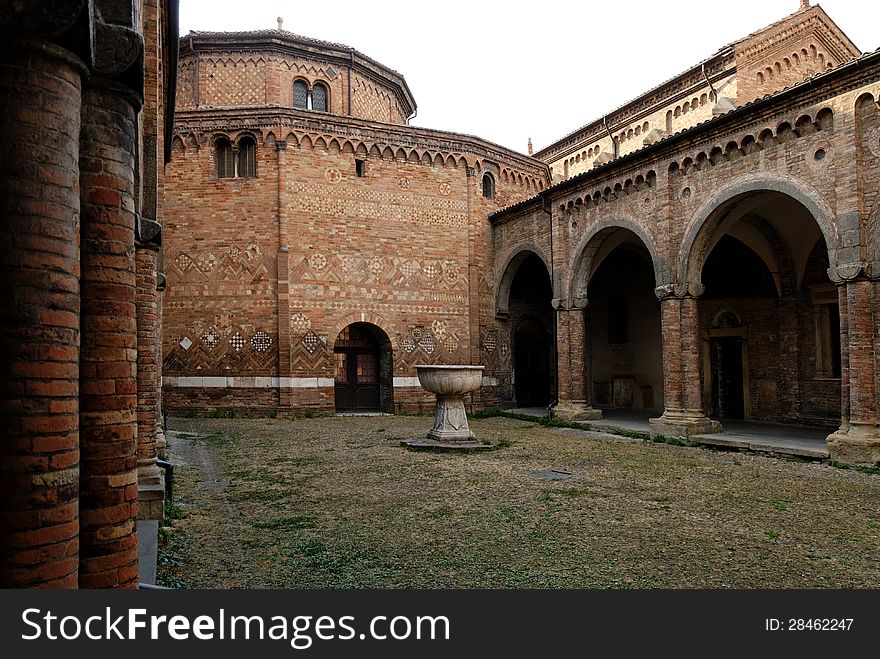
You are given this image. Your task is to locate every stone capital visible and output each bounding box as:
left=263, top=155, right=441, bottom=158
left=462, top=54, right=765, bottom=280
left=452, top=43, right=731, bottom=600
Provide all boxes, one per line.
left=136, top=216, right=162, bottom=246
left=654, top=283, right=676, bottom=300
left=0, top=0, right=94, bottom=70
left=656, top=281, right=704, bottom=300
left=831, top=262, right=868, bottom=283
left=92, top=19, right=143, bottom=99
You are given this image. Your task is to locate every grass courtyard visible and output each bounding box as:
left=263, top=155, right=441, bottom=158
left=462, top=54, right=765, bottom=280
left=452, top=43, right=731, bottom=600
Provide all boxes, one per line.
left=157, top=414, right=880, bottom=588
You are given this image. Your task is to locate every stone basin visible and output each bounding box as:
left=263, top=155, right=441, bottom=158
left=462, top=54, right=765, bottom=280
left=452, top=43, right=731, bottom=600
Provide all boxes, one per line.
left=402, top=365, right=495, bottom=451
left=415, top=364, right=484, bottom=397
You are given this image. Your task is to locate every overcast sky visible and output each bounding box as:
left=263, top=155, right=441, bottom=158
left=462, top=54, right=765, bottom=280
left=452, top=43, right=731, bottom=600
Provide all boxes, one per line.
left=178, top=0, right=880, bottom=155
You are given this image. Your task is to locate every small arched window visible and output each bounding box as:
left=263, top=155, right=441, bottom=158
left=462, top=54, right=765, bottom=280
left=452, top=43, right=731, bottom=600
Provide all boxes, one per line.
left=293, top=80, right=308, bottom=109
left=238, top=136, right=256, bottom=178
left=482, top=173, right=495, bottom=199
left=293, top=79, right=329, bottom=112
left=312, top=83, right=328, bottom=112
left=216, top=137, right=234, bottom=178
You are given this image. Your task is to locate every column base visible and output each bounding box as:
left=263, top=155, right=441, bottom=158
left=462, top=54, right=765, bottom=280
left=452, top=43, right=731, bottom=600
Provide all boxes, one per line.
left=137, top=478, right=165, bottom=521
left=155, top=423, right=167, bottom=460
left=649, top=412, right=722, bottom=438
left=827, top=424, right=880, bottom=466
left=554, top=400, right=602, bottom=421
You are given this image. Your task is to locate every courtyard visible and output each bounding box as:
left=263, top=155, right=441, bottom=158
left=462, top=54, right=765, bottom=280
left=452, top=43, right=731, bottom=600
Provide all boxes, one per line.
left=158, top=413, right=880, bottom=589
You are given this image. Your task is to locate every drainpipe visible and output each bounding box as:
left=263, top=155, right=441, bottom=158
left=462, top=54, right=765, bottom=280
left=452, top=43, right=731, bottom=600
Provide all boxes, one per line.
left=541, top=193, right=558, bottom=418
left=603, top=116, right=618, bottom=159
left=701, top=62, right=718, bottom=102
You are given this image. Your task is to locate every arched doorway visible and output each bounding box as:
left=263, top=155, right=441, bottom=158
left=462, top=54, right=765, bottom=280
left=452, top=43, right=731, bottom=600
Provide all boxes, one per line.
left=585, top=232, right=663, bottom=412
left=514, top=318, right=550, bottom=406
left=690, top=189, right=840, bottom=426
left=333, top=322, right=393, bottom=413
left=504, top=251, right=554, bottom=406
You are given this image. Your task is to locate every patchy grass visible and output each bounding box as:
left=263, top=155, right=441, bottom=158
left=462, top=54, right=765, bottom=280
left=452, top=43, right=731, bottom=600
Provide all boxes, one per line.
left=158, top=414, right=880, bottom=589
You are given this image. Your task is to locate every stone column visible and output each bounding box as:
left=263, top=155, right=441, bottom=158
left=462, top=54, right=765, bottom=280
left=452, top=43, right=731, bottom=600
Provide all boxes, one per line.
left=554, top=301, right=601, bottom=420
left=0, top=3, right=90, bottom=587
left=650, top=287, right=721, bottom=438
left=78, top=17, right=144, bottom=589
left=827, top=277, right=880, bottom=465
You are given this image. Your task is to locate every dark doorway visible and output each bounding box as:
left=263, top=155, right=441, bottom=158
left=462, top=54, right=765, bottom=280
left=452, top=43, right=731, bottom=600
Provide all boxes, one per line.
left=514, top=318, right=550, bottom=406
left=334, top=323, right=385, bottom=412
left=710, top=337, right=744, bottom=419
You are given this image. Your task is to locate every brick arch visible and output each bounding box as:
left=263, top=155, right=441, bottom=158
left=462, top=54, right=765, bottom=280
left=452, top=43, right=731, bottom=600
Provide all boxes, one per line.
left=327, top=312, right=398, bottom=353
left=678, top=173, right=838, bottom=291
left=567, top=216, right=663, bottom=306
left=495, top=244, right=551, bottom=319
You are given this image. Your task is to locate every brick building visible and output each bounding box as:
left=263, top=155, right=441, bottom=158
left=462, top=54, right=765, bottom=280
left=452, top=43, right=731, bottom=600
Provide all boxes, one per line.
left=162, top=3, right=880, bottom=467
left=161, top=22, right=548, bottom=415
left=0, top=1, right=177, bottom=587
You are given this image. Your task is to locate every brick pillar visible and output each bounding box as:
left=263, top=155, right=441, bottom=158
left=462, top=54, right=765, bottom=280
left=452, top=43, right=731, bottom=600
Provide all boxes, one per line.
left=0, top=35, right=87, bottom=588
left=155, top=275, right=167, bottom=460
left=78, top=17, right=144, bottom=588
left=554, top=304, right=601, bottom=420
left=827, top=278, right=880, bottom=465
left=136, top=243, right=164, bottom=511
left=777, top=296, right=801, bottom=422
left=650, top=290, right=721, bottom=438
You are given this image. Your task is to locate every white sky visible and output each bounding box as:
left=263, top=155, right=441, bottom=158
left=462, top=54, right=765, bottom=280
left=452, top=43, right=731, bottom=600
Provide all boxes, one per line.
left=178, top=0, right=880, bottom=155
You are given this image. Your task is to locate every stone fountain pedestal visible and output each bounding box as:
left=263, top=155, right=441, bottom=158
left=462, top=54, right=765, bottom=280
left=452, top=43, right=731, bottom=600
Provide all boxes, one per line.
left=402, top=365, right=497, bottom=451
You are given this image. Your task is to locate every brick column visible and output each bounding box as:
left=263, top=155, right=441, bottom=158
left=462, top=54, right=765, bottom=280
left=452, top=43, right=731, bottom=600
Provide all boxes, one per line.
left=135, top=242, right=164, bottom=513
left=827, top=278, right=880, bottom=465
left=78, top=18, right=144, bottom=588
left=155, top=275, right=167, bottom=459
left=0, top=30, right=87, bottom=588
left=554, top=303, right=601, bottom=421
left=777, top=296, right=802, bottom=422
left=650, top=288, right=721, bottom=438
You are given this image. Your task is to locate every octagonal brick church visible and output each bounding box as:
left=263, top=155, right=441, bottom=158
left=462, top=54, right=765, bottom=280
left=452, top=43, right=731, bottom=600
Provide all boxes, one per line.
left=161, top=2, right=880, bottom=465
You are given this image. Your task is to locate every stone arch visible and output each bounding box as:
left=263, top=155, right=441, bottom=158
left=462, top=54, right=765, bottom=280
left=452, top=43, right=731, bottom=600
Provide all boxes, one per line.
left=568, top=216, right=663, bottom=306
left=678, top=173, right=839, bottom=291
left=495, top=245, right=551, bottom=319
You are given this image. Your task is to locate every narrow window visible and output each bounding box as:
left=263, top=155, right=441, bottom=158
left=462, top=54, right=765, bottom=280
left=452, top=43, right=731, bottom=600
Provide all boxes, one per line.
left=238, top=136, right=256, bottom=178
left=482, top=173, right=495, bottom=199
left=312, top=82, right=328, bottom=112
left=216, top=137, right=234, bottom=178
left=293, top=80, right=308, bottom=109
left=355, top=159, right=365, bottom=177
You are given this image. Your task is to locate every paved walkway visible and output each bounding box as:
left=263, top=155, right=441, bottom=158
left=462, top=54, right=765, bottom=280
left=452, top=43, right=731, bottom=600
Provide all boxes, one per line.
left=507, top=407, right=830, bottom=460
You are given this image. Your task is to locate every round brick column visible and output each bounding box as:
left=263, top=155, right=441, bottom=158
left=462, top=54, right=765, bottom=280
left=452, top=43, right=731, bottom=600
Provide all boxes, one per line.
left=0, top=41, right=85, bottom=588
left=136, top=244, right=162, bottom=484
left=650, top=293, right=721, bottom=438
left=78, top=78, right=141, bottom=589
left=827, top=278, right=880, bottom=465
left=554, top=307, right=601, bottom=421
